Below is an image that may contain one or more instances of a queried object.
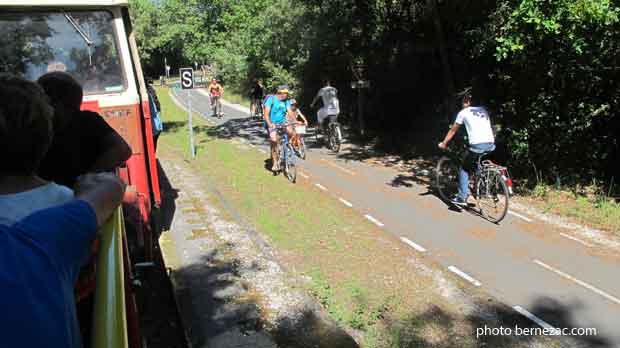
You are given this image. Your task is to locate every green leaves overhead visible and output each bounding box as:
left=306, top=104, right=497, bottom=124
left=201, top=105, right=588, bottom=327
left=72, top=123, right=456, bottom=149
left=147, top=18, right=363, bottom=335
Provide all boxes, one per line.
left=130, top=0, right=620, bottom=183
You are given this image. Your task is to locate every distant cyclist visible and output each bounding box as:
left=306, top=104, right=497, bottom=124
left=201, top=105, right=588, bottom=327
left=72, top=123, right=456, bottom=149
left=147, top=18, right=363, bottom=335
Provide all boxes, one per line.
left=310, top=79, right=340, bottom=134
left=438, top=90, right=495, bottom=206
left=263, top=85, right=295, bottom=172
left=207, top=78, right=224, bottom=116
left=249, top=79, right=265, bottom=117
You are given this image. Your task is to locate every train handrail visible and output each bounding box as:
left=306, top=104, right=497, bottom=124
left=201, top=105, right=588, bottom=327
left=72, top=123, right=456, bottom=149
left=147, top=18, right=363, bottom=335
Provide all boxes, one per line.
left=92, top=207, right=129, bottom=348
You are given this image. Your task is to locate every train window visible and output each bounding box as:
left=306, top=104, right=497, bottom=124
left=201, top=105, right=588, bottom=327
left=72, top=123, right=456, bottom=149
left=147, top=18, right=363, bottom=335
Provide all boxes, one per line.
left=0, top=10, right=126, bottom=95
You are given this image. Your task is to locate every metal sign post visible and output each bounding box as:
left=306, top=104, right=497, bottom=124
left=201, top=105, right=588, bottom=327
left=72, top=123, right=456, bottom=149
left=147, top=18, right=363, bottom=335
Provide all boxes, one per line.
left=180, top=68, right=195, bottom=158
left=352, top=64, right=370, bottom=137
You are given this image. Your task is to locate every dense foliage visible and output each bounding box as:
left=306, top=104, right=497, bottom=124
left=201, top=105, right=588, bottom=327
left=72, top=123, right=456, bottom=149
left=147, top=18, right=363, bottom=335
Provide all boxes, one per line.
left=130, top=0, right=619, bottom=185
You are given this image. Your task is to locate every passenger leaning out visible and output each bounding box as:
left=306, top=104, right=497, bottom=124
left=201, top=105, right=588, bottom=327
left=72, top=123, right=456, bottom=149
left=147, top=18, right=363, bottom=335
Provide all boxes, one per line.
left=37, top=71, right=132, bottom=188
left=0, top=75, right=126, bottom=348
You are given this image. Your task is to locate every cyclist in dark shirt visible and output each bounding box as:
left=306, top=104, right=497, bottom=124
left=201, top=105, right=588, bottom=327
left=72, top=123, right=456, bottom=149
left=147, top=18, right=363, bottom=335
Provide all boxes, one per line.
left=250, top=79, right=265, bottom=117
left=37, top=72, right=132, bottom=187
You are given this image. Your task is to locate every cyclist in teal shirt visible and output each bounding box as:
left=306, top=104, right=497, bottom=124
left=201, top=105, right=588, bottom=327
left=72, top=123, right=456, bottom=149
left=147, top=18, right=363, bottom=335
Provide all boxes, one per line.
left=263, top=85, right=295, bottom=172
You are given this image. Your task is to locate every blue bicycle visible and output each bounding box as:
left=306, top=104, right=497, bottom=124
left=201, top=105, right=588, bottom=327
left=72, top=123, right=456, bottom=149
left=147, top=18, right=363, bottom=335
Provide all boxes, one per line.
left=274, top=123, right=297, bottom=183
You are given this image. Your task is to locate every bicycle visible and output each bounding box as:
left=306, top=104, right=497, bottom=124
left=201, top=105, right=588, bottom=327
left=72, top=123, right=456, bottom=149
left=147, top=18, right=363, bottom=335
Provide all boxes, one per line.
left=250, top=98, right=263, bottom=119
left=436, top=148, right=511, bottom=223
left=211, top=95, right=223, bottom=118
left=315, top=116, right=342, bottom=153
left=274, top=123, right=297, bottom=183
left=293, top=123, right=307, bottom=160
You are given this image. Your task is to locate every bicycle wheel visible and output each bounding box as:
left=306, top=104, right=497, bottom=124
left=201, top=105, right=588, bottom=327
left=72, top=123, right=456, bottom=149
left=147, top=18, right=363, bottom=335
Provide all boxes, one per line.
left=329, top=125, right=341, bottom=153
left=436, top=156, right=460, bottom=202
left=284, top=143, right=297, bottom=183
left=298, top=137, right=306, bottom=160
left=476, top=169, right=509, bottom=223
left=314, top=125, right=321, bottom=144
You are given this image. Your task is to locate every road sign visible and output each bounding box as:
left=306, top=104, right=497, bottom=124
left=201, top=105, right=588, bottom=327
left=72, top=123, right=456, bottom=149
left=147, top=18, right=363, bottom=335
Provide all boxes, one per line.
left=179, top=68, right=196, bottom=157
left=180, top=68, right=194, bottom=89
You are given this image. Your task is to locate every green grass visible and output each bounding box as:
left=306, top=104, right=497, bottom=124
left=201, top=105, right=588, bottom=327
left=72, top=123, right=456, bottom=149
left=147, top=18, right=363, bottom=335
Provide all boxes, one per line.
left=223, top=87, right=251, bottom=108
left=155, top=85, right=558, bottom=348
left=526, top=183, right=620, bottom=235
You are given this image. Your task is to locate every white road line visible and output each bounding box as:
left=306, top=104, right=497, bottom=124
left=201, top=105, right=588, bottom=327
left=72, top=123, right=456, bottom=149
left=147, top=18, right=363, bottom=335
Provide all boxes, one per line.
left=448, top=266, right=482, bottom=287
left=258, top=149, right=267, bottom=154
left=320, top=158, right=356, bottom=176
left=248, top=143, right=256, bottom=148
left=315, top=183, right=328, bottom=191
left=508, top=210, right=533, bottom=222
left=513, top=306, right=558, bottom=331
left=400, top=237, right=426, bottom=252
left=364, top=214, right=385, bottom=227
left=338, top=198, right=353, bottom=207
left=299, top=172, right=309, bottom=179
left=559, top=233, right=594, bottom=248
left=533, top=259, right=620, bottom=305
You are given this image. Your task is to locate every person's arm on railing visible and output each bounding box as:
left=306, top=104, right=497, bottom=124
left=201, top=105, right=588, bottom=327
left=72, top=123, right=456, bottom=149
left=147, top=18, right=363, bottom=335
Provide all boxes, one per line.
left=74, top=173, right=125, bottom=227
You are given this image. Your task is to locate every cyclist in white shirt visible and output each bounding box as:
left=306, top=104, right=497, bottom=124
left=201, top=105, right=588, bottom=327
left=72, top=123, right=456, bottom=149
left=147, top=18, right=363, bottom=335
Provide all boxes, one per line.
left=310, top=79, right=340, bottom=134
left=438, top=91, right=496, bottom=205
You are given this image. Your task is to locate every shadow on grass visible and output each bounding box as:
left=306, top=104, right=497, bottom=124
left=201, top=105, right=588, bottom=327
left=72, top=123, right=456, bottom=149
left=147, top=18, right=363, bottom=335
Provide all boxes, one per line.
left=172, top=252, right=360, bottom=348
left=163, top=121, right=188, bottom=133
left=157, top=159, right=178, bottom=232
left=381, top=297, right=612, bottom=348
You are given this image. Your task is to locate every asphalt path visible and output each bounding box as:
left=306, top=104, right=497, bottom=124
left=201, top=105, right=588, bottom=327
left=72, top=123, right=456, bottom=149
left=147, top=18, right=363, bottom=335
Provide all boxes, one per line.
left=171, top=87, right=620, bottom=348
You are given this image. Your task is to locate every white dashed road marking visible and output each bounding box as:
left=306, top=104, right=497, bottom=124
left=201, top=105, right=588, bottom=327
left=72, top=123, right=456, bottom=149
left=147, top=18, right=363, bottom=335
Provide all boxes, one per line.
left=513, top=306, right=557, bottom=331
left=299, top=172, right=309, bottom=179
left=364, top=214, right=384, bottom=227
left=533, top=259, right=620, bottom=305
left=338, top=198, right=353, bottom=207
left=448, top=266, right=482, bottom=287
left=258, top=149, right=267, bottom=154
left=320, top=158, right=356, bottom=176
left=315, top=183, right=328, bottom=191
left=559, top=233, right=593, bottom=248
left=508, top=210, right=533, bottom=222
left=400, top=237, right=426, bottom=253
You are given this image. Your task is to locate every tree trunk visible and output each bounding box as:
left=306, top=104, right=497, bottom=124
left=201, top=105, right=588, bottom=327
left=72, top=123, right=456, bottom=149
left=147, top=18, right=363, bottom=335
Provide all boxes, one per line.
left=427, top=0, right=456, bottom=119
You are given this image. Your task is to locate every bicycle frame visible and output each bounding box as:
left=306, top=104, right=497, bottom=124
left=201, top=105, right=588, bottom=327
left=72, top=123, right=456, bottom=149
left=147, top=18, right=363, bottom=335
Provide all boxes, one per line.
left=210, top=95, right=222, bottom=115
left=252, top=99, right=263, bottom=117
left=277, top=127, right=291, bottom=162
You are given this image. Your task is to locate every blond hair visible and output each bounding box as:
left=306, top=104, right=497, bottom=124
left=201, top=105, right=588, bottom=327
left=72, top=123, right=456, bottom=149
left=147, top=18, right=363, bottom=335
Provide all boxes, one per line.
left=0, top=75, right=54, bottom=176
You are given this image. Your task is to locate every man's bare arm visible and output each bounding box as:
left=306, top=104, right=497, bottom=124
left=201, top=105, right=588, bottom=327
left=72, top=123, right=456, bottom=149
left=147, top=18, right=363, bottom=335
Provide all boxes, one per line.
left=74, top=173, right=126, bottom=227
left=439, top=123, right=461, bottom=149
left=263, top=106, right=273, bottom=128
left=297, top=110, right=308, bottom=125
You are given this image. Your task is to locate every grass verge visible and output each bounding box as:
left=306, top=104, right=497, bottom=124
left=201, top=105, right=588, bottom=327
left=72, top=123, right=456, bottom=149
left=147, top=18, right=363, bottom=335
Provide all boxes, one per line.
left=517, top=183, right=620, bottom=235
left=223, top=87, right=251, bottom=108
left=155, top=86, right=557, bottom=348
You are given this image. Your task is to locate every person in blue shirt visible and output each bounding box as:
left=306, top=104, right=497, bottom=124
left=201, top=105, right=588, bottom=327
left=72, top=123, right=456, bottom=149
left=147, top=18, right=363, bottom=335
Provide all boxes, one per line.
left=147, top=81, right=163, bottom=150
left=263, top=85, right=295, bottom=172
left=0, top=76, right=126, bottom=348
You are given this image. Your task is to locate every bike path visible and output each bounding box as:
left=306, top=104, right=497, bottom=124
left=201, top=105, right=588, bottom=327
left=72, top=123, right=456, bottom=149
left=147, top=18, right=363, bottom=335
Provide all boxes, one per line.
left=172, top=87, right=620, bottom=348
